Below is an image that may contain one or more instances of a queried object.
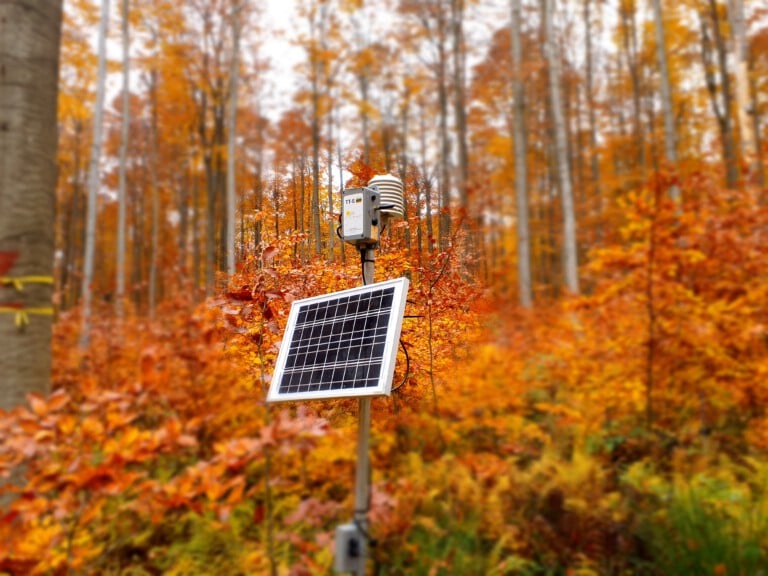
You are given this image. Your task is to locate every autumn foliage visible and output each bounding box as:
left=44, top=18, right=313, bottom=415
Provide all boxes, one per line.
left=3, top=0, right=768, bottom=570
left=2, top=168, right=768, bottom=574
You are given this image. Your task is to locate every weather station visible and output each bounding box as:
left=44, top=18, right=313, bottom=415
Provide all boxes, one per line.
left=266, top=174, right=407, bottom=575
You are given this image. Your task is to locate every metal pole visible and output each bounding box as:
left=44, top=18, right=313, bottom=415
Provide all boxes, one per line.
left=354, top=247, right=375, bottom=575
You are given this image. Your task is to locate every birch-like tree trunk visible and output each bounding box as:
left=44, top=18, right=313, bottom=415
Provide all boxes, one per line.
left=116, top=0, right=130, bottom=317
left=451, top=0, right=469, bottom=216
left=544, top=0, right=579, bottom=294
left=0, top=0, right=62, bottom=408
left=727, top=0, right=758, bottom=178
left=437, top=30, right=452, bottom=251
left=583, top=0, right=602, bottom=220
left=511, top=0, right=532, bottom=308
left=650, top=0, right=680, bottom=202
left=226, top=1, right=241, bottom=276
left=81, top=0, right=110, bottom=347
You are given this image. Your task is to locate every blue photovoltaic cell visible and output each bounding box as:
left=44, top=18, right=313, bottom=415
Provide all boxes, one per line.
left=277, top=287, right=394, bottom=394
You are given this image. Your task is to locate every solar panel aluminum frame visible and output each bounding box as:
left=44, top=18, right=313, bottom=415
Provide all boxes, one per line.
left=266, top=277, right=410, bottom=403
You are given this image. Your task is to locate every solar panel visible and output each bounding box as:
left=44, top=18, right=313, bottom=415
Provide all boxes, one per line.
left=266, top=277, right=410, bottom=403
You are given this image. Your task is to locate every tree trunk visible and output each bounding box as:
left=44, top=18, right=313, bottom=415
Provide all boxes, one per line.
left=650, top=0, right=679, bottom=203
left=619, top=0, right=645, bottom=177
left=226, top=1, right=241, bottom=276
left=747, top=62, right=766, bottom=188
left=80, top=0, right=110, bottom=347
left=699, top=2, right=738, bottom=188
left=148, top=73, right=160, bottom=320
left=437, top=32, right=452, bottom=251
left=583, top=0, right=603, bottom=234
left=398, top=88, right=411, bottom=254
left=326, top=100, right=335, bottom=262
left=116, top=0, right=130, bottom=318
left=511, top=0, right=533, bottom=308
left=192, top=172, right=201, bottom=295
left=451, top=0, right=469, bottom=216
left=0, top=0, right=62, bottom=408
left=419, top=101, right=435, bottom=255
left=544, top=0, right=579, bottom=294
left=726, top=0, right=758, bottom=180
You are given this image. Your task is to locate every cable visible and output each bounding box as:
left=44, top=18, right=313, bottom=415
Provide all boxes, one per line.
left=352, top=516, right=376, bottom=547
left=359, top=248, right=375, bottom=285
left=390, top=339, right=410, bottom=393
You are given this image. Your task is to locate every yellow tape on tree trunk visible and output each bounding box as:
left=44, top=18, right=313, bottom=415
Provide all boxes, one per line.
left=0, top=307, right=55, bottom=327
left=0, top=276, right=55, bottom=291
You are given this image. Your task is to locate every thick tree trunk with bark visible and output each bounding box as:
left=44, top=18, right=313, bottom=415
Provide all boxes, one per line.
left=0, top=0, right=62, bottom=408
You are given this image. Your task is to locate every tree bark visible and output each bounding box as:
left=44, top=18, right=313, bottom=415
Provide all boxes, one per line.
left=619, top=0, right=645, bottom=177
left=583, top=0, right=603, bottom=232
left=650, top=0, right=680, bottom=202
left=80, top=0, right=110, bottom=347
left=0, top=0, right=62, bottom=408
left=451, top=0, right=469, bottom=216
left=726, top=0, right=758, bottom=180
left=116, top=0, right=130, bottom=317
left=511, top=0, right=532, bottom=308
left=226, top=0, right=241, bottom=276
left=544, top=0, right=579, bottom=294
left=699, top=2, right=738, bottom=189
left=437, top=27, right=452, bottom=251
left=148, top=72, right=160, bottom=320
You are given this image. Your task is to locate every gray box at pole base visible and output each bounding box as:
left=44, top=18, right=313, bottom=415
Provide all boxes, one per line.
left=334, top=522, right=363, bottom=573
left=342, top=187, right=380, bottom=245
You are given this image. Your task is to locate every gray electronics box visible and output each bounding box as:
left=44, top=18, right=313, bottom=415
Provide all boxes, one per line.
left=342, top=187, right=380, bottom=245
left=334, top=522, right=363, bottom=573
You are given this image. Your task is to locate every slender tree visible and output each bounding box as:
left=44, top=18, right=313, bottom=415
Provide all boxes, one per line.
left=451, top=0, right=470, bottom=216
left=699, top=0, right=738, bottom=188
left=226, top=0, right=242, bottom=276
left=81, top=0, right=110, bottom=346
left=510, top=0, right=532, bottom=308
left=583, top=0, right=602, bottom=220
left=650, top=0, right=679, bottom=202
left=116, top=0, right=130, bottom=317
left=544, top=0, right=579, bottom=294
left=726, top=0, right=758, bottom=180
